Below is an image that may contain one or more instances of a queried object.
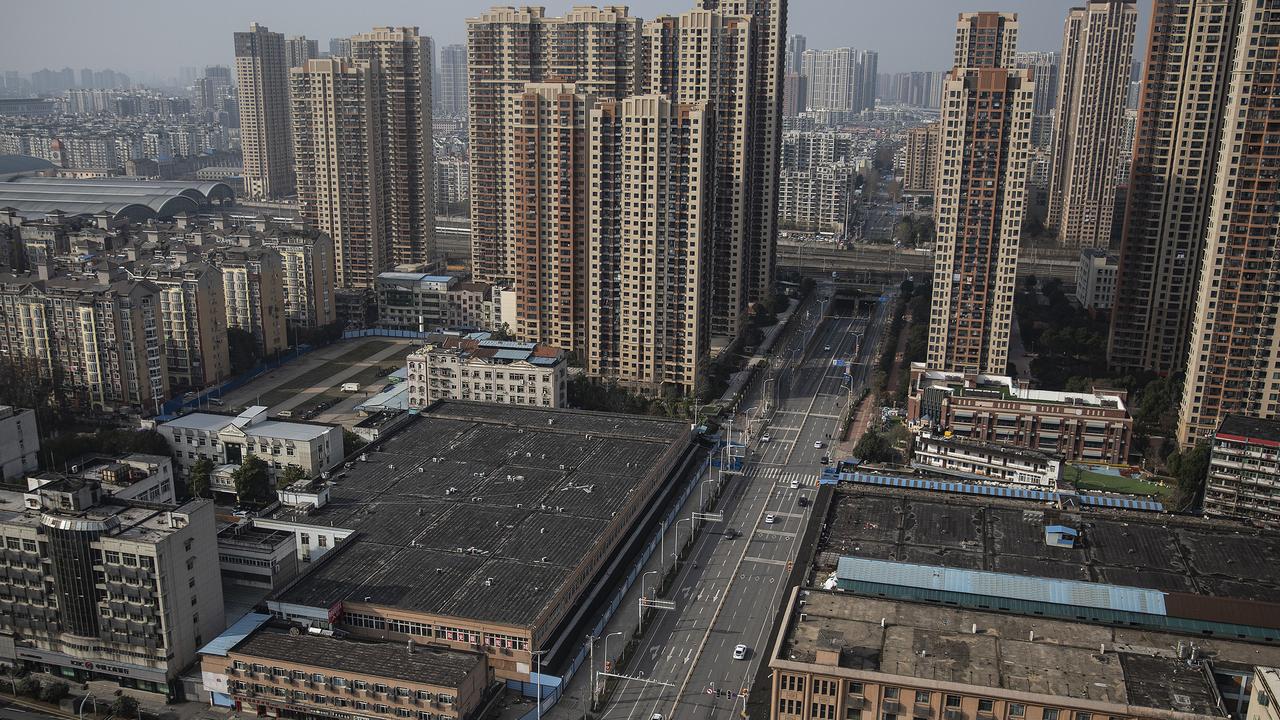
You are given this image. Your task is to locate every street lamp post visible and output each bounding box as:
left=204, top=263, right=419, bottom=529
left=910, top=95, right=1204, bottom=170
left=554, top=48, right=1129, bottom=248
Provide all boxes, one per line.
left=78, top=694, right=95, bottom=720
left=673, top=516, right=692, bottom=554
left=641, top=570, right=658, bottom=600
left=598, top=630, right=623, bottom=702
left=699, top=477, right=717, bottom=510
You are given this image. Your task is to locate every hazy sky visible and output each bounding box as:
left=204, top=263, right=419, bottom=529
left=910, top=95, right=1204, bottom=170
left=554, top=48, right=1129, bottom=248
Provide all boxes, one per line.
left=3, top=1, right=1151, bottom=81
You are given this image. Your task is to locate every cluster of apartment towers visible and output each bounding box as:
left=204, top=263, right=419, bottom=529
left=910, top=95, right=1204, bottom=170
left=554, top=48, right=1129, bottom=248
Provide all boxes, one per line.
left=233, top=1, right=786, bottom=396
left=928, top=0, right=1280, bottom=448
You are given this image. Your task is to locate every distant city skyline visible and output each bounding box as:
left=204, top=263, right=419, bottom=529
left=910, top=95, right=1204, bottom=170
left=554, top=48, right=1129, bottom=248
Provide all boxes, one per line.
left=2, top=1, right=1149, bottom=81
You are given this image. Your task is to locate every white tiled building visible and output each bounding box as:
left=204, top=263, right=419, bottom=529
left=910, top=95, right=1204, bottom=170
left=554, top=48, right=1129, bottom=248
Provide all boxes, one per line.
left=158, top=406, right=344, bottom=481
left=406, top=334, right=566, bottom=409
left=1076, top=248, right=1118, bottom=311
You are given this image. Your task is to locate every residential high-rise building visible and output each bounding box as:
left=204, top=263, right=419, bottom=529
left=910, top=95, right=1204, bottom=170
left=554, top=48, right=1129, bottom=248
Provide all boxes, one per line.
left=704, top=0, right=786, bottom=314
left=1046, top=0, right=1138, bottom=249
left=645, top=8, right=752, bottom=339
left=234, top=23, right=293, bottom=199
left=351, top=28, right=436, bottom=269
left=328, top=37, right=352, bottom=58
left=786, top=33, right=806, bottom=73
left=927, top=12, right=1035, bottom=375
left=142, top=261, right=231, bottom=390
left=588, top=95, right=711, bottom=393
left=262, top=231, right=337, bottom=328
left=209, top=244, right=288, bottom=357
left=782, top=71, right=806, bottom=116
left=1108, top=0, right=1242, bottom=376
left=466, top=6, right=642, bottom=285
left=801, top=48, right=857, bottom=117
left=507, top=83, right=594, bottom=352
left=855, top=50, right=878, bottom=113
left=438, top=44, right=468, bottom=118
left=902, top=122, right=939, bottom=194
left=284, top=35, right=319, bottom=69
left=291, top=57, right=385, bottom=291
left=1178, top=0, right=1280, bottom=446
left=1013, top=50, right=1059, bottom=148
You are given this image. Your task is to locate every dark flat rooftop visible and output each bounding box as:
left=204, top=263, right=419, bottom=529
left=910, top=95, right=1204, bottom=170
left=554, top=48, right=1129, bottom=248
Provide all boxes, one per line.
left=233, top=624, right=482, bottom=688
left=781, top=591, right=1280, bottom=716
left=274, top=401, right=692, bottom=628
left=1217, top=413, right=1280, bottom=443
left=819, top=485, right=1280, bottom=603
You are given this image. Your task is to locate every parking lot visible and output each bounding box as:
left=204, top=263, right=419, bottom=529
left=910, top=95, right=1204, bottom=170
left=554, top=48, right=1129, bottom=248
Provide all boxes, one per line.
left=218, top=336, right=417, bottom=428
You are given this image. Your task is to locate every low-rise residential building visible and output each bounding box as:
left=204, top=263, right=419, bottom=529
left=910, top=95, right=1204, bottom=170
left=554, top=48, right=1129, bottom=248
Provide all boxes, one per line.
left=907, top=363, right=1132, bottom=464
left=139, top=259, right=231, bottom=390
left=158, top=406, right=344, bottom=482
left=0, top=481, right=223, bottom=696
left=911, top=432, right=1062, bottom=488
left=376, top=273, right=455, bottom=331
left=406, top=334, right=567, bottom=409
left=1205, top=414, right=1280, bottom=529
left=199, top=618, right=488, bottom=719
left=0, top=406, right=39, bottom=483
left=1076, top=248, right=1118, bottom=311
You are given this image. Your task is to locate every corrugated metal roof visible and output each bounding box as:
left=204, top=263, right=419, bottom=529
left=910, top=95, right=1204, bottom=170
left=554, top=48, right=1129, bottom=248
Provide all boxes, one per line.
left=492, top=348, right=533, bottom=361
left=836, top=556, right=1168, bottom=616
left=199, top=612, right=271, bottom=657
left=841, top=472, right=1165, bottom=512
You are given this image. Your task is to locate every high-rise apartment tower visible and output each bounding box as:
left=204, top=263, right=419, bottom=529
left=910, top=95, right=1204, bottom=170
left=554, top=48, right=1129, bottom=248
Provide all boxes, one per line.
left=234, top=23, right=293, bottom=199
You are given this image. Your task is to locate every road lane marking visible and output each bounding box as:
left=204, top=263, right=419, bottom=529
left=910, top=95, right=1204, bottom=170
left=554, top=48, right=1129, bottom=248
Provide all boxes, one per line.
left=742, top=556, right=788, bottom=566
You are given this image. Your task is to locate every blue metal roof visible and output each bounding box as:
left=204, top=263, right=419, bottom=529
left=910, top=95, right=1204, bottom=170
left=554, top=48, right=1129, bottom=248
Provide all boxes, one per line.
left=199, top=612, right=271, bottom=657
left=836, top=557, right=1168, bottom=616
left=840, top=472, right=1164, bottom=513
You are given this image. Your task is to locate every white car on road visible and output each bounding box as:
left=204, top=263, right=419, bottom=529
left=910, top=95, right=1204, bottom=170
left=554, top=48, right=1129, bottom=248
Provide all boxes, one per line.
left=733, top=644, right=749, bottom=660
left=790, top=479, right=800, bottom=489
left=765, top=513, right=777, bottom=524
left=761, top=433, right=772, bottom=443
left=813, top=440, right=824, bottom=449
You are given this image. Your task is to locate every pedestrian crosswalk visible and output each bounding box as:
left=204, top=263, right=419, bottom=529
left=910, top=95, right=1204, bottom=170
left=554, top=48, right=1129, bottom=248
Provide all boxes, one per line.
left=755, top=466, right=819, bottom=487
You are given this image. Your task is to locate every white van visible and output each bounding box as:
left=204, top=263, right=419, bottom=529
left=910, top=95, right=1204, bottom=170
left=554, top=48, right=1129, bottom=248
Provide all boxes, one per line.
left=340, top=382, right=360, bottom=392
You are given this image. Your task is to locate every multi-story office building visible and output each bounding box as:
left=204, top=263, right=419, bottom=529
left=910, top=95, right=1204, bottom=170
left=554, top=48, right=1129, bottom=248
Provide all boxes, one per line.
left=466, top=6, right=642, bottom=285
left=283, top=35, right=319, bottom=69
left=1012, top=50, right=1059, bottom=148
left=1179, top=1, right=1280, bottom=446
left=261, top=230, right=336, bottom=329
left=405, top=333, right=567, bottom=408
left=644, top=8, right=753, bottom=340
left=588, top=95, right=710, bottom=394
left=234, top=23, right=293, bottom=200
left=902, top=122, right=939, bottom=194
left=1205, top=414, right=1280, bottom=529
left=0, top=482, right=222, bottom=697
left=1046, top=1, right=1138, bottom=249
left=438, top=44, right=468, bottom=118
left=291, top=57, right=387, bottom=291
left=1075, top=248, right=1118, bottom=311
left=928, top=12, right=1034, bottom=375
left=141, top=260, right=231, bottom=390
left=350, top=28, right=436, bottom=269
left=208, top=244, right=287, bottom=357
left=1109, top=0, right=1242, bottom=376
left=0, top=406, right=39, bottom=484
left=159, top=405, right=344, bottom=481
left=908, top=363, right=1133, bottom=463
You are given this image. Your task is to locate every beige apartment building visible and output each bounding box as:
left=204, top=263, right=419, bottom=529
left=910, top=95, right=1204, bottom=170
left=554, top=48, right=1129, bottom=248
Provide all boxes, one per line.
left=405, top=333, right=567, bottom=408
left=508, top=82, right=594, bottom=353
left=1205, top=414, right=1280, bottom=529
left=588, top=95, right=710, bottom=393
left=159, top=405, right=345, bottom=481
left=1109, top=0, right=1243, bottom=375
left=143, top=260, right=231, bottom=390
left=209, top=245, right=288, bottom=357
left=291, top=57, right=387, bottom=291
left=1046, top=1, right=1137, bottom=250
left=644, top=8, right=752, bottom=339
left=902, top=122, right=939, bottom=194
left=350, top=28, right=435, bottom=269
left=0, top=274, right=168, bottom=413
left=0, top=482, right=223, bottom=697
left=261, top=230, right=336, bottom=328
left=929, top=12, right=1034, bottom=375
left=466, top=5, right=642, bottom=285
left=234, top=23, right=293, bottom=199
left=1179, top=0, right=1280, bottom=446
